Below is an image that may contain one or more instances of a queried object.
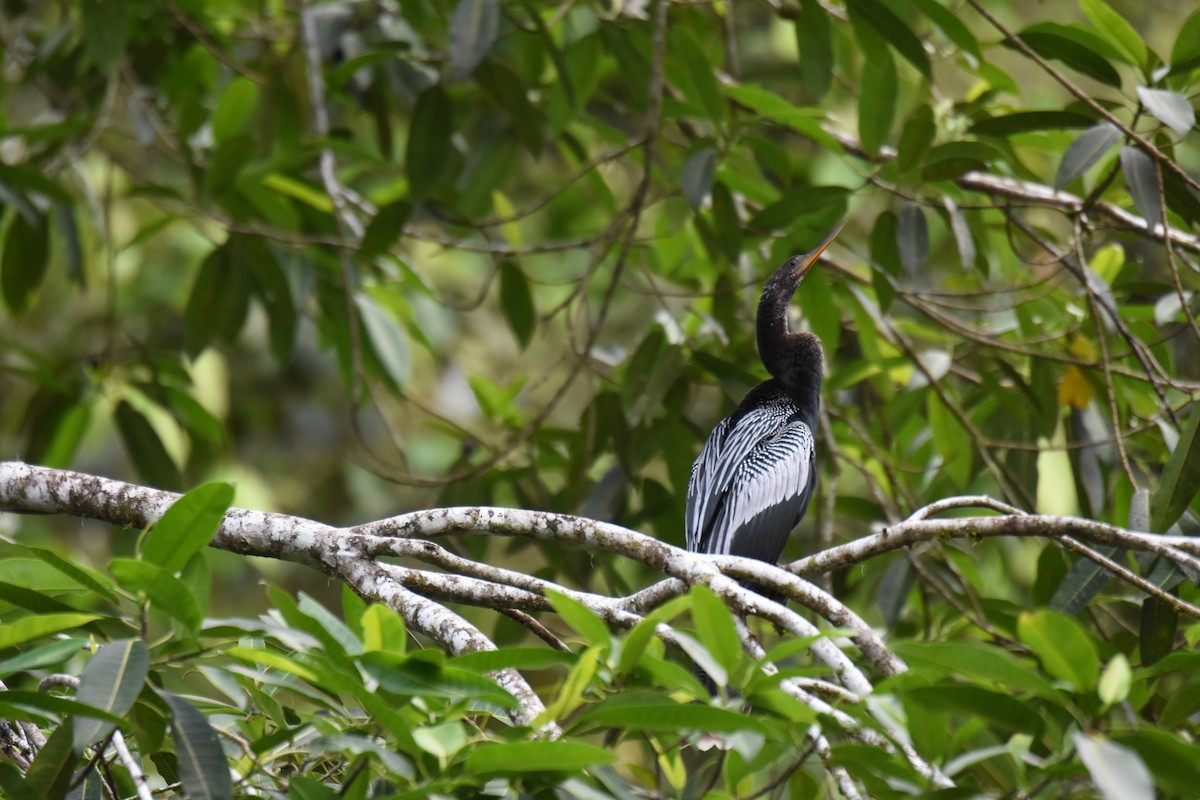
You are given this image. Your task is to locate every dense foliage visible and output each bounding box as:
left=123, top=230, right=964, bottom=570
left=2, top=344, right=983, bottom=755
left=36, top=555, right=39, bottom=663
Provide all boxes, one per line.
left=2, top=0, right=1200, bottom=797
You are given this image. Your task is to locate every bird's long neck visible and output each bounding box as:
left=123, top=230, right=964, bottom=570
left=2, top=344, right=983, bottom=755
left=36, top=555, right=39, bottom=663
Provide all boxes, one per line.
left=757, top=268, right=823, bottom=421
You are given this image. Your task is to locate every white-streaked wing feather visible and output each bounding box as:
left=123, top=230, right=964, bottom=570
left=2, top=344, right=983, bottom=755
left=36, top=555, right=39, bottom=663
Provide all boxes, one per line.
left=686, top=403, right=815, bottom=560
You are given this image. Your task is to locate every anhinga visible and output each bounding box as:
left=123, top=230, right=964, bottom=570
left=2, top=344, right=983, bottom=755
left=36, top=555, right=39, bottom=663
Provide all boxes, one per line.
left=686, top=223, right=843, bottom=569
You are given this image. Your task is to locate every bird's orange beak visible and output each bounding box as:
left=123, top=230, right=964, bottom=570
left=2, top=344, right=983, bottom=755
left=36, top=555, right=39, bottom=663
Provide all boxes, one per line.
left=794, top=221, right=846, bottom=277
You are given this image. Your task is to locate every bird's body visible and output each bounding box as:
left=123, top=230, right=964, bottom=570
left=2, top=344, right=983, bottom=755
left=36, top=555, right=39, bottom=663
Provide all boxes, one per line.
left=685, top=225, right=842, bottom=568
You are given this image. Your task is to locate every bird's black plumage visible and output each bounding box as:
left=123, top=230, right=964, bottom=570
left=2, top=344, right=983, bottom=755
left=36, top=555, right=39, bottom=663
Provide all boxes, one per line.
left=686, top=224, right=842, bottom=567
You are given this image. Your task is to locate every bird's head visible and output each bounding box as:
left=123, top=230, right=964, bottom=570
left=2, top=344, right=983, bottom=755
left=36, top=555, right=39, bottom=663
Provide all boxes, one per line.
left=787, top=221, right=846, bottom=280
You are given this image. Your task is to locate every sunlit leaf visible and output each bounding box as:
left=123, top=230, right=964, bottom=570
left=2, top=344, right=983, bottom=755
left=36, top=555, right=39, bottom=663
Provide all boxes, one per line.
left=464, top=741, right=616, bottom=773
left=1079, top=0, right=1147, bottom=65
left=142, top=482, right=233, bottom=573
left=1074, top=733, right=1153, bottom=800
left=211, top=77, right=259, bottom=142
left=1136, top=87, right=1196, bottom=136
left=1017, top=609, right=1099, bottom=691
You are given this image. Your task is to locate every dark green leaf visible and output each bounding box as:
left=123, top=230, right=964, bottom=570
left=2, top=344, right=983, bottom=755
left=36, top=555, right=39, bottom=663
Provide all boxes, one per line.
left=1139, top=594, right=1178, bottom=667
left=474, top=62, right=544, bottom=154
left=969, top=110, right=1094, bottom=137
left=896, top=104, right=935, bottom=174
left=0, top=637, right=86, bottom=674
left=892, top=641, right=1058, bottom=696
left=185, top=243, right=252, bottom=356
left=498, top=261, right=535, bottom=349
left=1050, top=546, right=1122, bottom=613
left=943, top=197, right=975, bottom=269
left=579, top=695, right=769, bottom=734
left=897, top=204, right=928, bottom=273
left=1151, top=406, right=1200, bottom=532
left=711, top=181, right=742, bottom=262
left=1055, top=123, right=1120, bottom=189
left=80, top=0, right=130, bottom=74
left=114, top=401, right=183, bottom=491
left=24, top=719, right=79, bottom=799
left=464, top=741, right=616, bottom=773
left=682, top=146, right=717, bottom=210
left=74, top=639, right=150, bottom=752
left=361, top=652, right=517, bottom=708
left=875, top=557, right=913, bottom=629
left=1120, top=145, right=1162, bottom=232
left=248, top=250, right=297, bottom=365
left=903, top=685, right=1044, bottom=734
left=406, top=87, right=454, bottom=202
left=1010, top=25, right=1123, bottom=87
left=1112, top=728, right=1200, bottom=795
left=845, top=0, right=931, bottom=79
left=748, top=186, right=849, bottom=233
left=450, top=0, right=498, bottom=79
left=165, top=694, right=233, bottom=800
left=1, top=211, right=49, bottom=314
left=142, top=482, right=233, bottom=573
left=796, top=0, right=833, bottom=99
left=360, top=201, right=412, bottom=262
left=671, top=31, right=725, bottom=122
left=1136, top=87, right=1195, bottom=137
left=858, top=49, right=897, bottom=156
left=451, top=648, right=574, bottom=671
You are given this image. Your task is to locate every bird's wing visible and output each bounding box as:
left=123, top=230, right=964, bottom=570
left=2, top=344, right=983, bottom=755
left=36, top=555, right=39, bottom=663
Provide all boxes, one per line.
left=686, top=406, right=814, bottom=559
left=707, top=422, right=815, bottom=562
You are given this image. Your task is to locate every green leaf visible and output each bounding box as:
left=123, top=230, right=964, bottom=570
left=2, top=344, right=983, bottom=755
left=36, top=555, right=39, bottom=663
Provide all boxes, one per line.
left=185, top=243, right=252, bottom=356
left=1139, top=594, right=1179, bottom=666
left=451, top=648, right=574, bottom=671
left=690, top=585, right=741, bottom=677
left=1119, top=145, right=1161, bottom=230
left=80, top=0, right=131, bottom=74
left=449, top=0, right=499, bottom=79
left=1, top=211, right=49, bottom=314
left=297, top=592, right=363, bottom=656
left=1136, top=87, right=1195, bottom=137
left=1074, top=732, right=1153, bottom=800
left=908, top=0, right=980, bottom=59
left=110, top=559, right=203, bottom=635
left=248, top=249, right=297, bottom=365
left=1112, top=728, right=1200, bottom=795
left=896, top=104, right=935, bottom=174
left=545, top=589, right=609, bottom=649
left=944, top=197, right=975, bottom=269
left=724, top=86, right=842, bottom=152
left=682, top=146, right=717, bottom=210
left=24, top=718, right=80, bottom=799
left=845, top=0, right=931, bottom=80
left=74, top=639, right=150, bottom=752
left=671, top=31, right=725, bottom=122
left=360, top=201, right=412, bottom=262
left=0, top=613, right=100, bottom=649
left=1169, top=9, right=1200, bottom=69
left=211, top=77, right=259, bottom=142
left=748, top=186, right=849, bottom=233
left=1017, top=609, right=1100, bottom=690
left=1055, top=123, right=1120, bottom=189
left=891, top=641, right=1059, bottom=697
left=902, top=684, right=1044, bottom=734
left=711, top=181, right=742, bottom=262
left=114, top=401, right=183, bottom=491
left=580, top=694, right=769, bottom=734
left=142, top=481, right=233, bottom=573
left=858, top=49, right=897, bottom=156
left=356, top=294, right=412, bottom=389
left=1097, top=653, right=1131, bottom=705
left=464, top=741, right=616, bottom=774
left=875, top=554, right=913, bottom=629
left=1050, top=545, right=1122, bottom=613
left=795, top=0, right=833, bottom=99
left=360, top=652, right=517, bottom=709
left=406, top=87, right=454, bottom=202
left=1011, top=24, right=1123, bottom=87
left=1079, top=0, right=1147, bottom=66
left=474, top=62, right=544, bottom=154
left=0, top=638, right=86, bottom=675
left=165, top=694, right=234, bottom=800
left=498, top=261, right=535, bottom=349
left=970, top=110, right=1094, bottom=137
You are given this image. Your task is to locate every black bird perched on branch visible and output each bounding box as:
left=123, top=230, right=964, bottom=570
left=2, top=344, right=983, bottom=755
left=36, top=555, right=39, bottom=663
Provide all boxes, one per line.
left=686, top=223, right=843, bottom=571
